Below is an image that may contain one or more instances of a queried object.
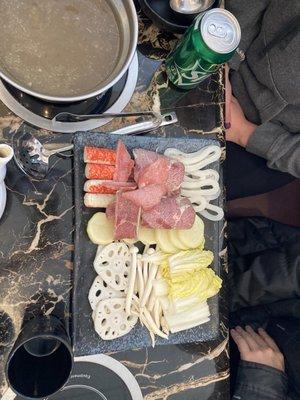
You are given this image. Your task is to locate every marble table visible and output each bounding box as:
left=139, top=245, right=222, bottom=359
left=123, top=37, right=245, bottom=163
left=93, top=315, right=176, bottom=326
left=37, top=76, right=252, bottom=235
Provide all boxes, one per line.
left=0, top=8, right=229, bottom=400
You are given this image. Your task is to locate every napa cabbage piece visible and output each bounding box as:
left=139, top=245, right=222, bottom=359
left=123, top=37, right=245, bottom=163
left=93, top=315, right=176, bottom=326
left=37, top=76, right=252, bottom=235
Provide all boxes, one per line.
left=169, top=249, right=213, bottom=273
left=164, top=301, right=211, bottom=333
left=154, top=267, right=222, bottom=303
left=145, top=244, right=222, bottom=335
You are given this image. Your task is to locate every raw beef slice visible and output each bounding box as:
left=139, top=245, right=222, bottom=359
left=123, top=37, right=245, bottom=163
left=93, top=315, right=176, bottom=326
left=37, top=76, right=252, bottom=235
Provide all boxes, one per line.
left=122, top=184, right=166, bottom=211
left=113, top=140, right=134, bottom=182
left=134, top=149, right=185, bottom=194
left=106, top=201, right=116, bottom=220
left=137, top=157, right=170, bottom=188
left=133, top=149, right=159, bottom=182
left=165, top=161, right=185, bottom=194
left=142, top=196, right=195, bottom=229
left=114, top=192, right=140, bottom=240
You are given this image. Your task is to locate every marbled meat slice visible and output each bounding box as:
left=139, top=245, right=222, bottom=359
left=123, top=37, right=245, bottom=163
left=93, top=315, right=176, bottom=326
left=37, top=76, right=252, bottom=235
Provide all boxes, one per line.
left=85, top=164, right=115, bottom=180
left=137, top=157, right=170, bottom=188
left=113, top=140, right=134, bottom=182
left=106, top=201, right=116, bottom=220
left=84, top=146, right=116, bottom=165
left=84, top=180, right=136, bottom=194
left=166, top=161, right=185, bottom=195
left=133, top=149, right=185, bottom=195
left=102, top=181, right=137, bottom=191
left=114, top=192, right=140, bottom=240
left=142, top=196, right=195, bottom=229
left=122, top=184, right=166, bottom=211
left=133, top=149, right=159, bottom=182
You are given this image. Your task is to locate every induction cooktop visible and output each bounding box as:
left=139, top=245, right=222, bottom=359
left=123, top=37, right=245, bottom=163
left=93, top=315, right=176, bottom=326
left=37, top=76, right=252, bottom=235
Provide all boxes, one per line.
left=2, top=354, right=143, bottom=400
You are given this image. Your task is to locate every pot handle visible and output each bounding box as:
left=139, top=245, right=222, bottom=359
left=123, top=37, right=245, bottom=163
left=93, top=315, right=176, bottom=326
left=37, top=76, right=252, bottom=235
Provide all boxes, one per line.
left=53, top=111, right=162, bottom=123
left=109, top=112, right=178, bottom=135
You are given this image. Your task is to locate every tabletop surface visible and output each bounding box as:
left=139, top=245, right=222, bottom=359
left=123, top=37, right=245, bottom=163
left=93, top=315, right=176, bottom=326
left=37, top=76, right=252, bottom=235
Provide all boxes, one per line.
left=0, top=6, right=229, bottom=400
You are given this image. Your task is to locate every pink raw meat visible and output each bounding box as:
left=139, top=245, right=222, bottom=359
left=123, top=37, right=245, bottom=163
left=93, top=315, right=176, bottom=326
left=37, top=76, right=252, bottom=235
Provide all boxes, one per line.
left=122, top=185, right=166, bottom=211
left=101, top=181, right=137, bottom=191
left=137, top=158, right=170, bottom=188
left=106, top=201, right=116, bottom=220
left=166, top=161, right=185, bottom=194
left=142, top=196, right=195, bottom=229
left=133, top=148, right=185, bottom=195
left=133, top=149, right=159, bottom=182
left=113, top=140, right=134, bottom=182
left=114, top=192, right=140, bottom=240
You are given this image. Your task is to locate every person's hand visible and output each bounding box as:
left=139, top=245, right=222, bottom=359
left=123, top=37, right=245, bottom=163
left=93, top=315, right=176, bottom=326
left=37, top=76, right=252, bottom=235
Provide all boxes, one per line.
left=225, top=97, right=257, bottom=147
left=231, top=326, right=285, bottom=372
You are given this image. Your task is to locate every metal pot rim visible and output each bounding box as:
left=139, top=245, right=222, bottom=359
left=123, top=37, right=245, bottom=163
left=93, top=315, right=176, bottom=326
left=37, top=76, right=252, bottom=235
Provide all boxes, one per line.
left=0, top=0, right=138, bottom=103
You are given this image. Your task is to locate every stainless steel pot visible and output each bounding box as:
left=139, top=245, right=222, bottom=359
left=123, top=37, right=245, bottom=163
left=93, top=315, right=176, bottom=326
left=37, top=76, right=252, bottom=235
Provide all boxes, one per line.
left=0, top=0, right=138, bottom=103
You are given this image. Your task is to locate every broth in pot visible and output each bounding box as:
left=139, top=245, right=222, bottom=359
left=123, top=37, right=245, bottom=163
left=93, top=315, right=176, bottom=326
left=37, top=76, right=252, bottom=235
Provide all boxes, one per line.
left=0, top=0, right=121, bottom=98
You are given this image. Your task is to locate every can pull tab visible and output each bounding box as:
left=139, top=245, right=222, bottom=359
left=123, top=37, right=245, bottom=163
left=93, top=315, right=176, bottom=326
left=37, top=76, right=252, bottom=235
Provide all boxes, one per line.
left=208, top=23, right=227, bottom=38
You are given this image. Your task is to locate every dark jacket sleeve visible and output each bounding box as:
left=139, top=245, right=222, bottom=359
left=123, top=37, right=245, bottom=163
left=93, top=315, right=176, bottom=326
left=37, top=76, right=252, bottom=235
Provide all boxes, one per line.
left=233, top=361, right=288, bottom=400
left=226, top=0, right=270, bottom=70
left=246, top=121, right=300, bottom=178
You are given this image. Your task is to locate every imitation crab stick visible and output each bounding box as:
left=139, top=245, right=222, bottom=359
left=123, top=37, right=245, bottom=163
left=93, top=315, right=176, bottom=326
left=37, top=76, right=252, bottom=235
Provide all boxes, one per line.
left=84, top=194, right=116, bottom=208
left=84, top=180, right=137, bottom=194
left=84, top=180, right=117, bottom=194
left=85, top=164, right=116, bottom=180
left=84, top=146, right=116, bottom=165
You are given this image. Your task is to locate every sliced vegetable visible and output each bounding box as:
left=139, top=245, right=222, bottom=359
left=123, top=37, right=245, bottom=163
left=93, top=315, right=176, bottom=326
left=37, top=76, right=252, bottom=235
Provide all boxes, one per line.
left=155, top=229, right=178, bottom=254
left=123, top=238, right=137, bottom=245
left=166, top=268, right=222, bottom=302
left=164, top=302, right=210, bottom=333
left=167, top=230, right=188, bottom=251
left=177, top=215, right=205, bottom=249
left=94, top=298, right=137, bottom=340
left=94, top=242, right=131, bottom=291
left=88, top=275, right=125, bottom=310
left=138, top=226, right=156, bottom=245
left=87, top=212, right=114, bottom=245
left=169, top=249, right=213, bottom=272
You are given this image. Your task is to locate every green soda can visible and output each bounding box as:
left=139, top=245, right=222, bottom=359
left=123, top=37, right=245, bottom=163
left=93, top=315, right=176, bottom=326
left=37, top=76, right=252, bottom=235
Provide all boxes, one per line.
left=166, top=9, right=241, bottom=89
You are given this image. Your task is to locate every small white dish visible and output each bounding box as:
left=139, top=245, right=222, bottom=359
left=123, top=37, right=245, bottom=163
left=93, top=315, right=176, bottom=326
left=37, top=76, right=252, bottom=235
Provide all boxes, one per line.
left=0, top=144, right=14, bottom=221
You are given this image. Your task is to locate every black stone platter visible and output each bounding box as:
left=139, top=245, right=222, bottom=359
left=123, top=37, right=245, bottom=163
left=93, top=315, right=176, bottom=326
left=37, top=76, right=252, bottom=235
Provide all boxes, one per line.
left=73, top=132, right=224, bottom=355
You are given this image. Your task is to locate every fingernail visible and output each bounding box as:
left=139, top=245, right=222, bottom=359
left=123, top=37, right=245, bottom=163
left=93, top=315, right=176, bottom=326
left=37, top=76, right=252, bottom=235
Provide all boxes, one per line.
left=225, top=122, right=231, bottom=129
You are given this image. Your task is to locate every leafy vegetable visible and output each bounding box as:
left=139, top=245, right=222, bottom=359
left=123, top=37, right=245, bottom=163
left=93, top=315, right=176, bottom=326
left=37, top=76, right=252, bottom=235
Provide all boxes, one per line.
left=169, top=249, right=213, bottom=272
left=164, top=302, right=211, bottom=333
